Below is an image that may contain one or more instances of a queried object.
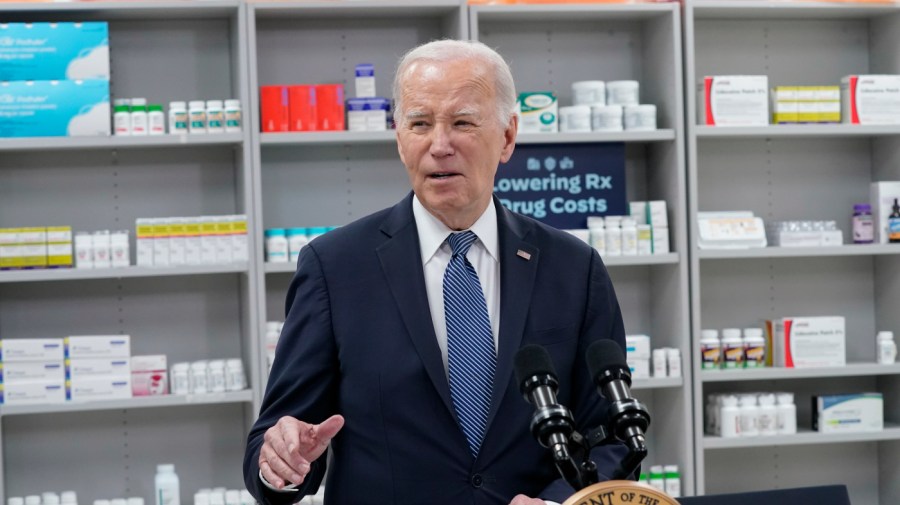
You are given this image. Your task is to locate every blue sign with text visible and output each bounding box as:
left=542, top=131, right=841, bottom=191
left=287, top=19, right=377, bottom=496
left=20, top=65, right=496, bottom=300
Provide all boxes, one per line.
left=494, top=142, right=627, bottom=229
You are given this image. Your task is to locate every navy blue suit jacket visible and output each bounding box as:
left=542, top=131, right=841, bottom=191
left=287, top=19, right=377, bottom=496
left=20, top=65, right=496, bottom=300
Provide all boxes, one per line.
left=244, top=193, right=629, bottom=505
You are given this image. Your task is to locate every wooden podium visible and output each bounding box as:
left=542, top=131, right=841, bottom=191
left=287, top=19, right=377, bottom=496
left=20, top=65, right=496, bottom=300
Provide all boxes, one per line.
left=563, top=480, right=679, bottom=505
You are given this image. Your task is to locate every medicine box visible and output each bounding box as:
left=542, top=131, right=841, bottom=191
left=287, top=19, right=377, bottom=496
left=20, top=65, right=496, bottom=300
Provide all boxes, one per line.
left=0, top=360, right=65, bottom=383
left=64, top=335, right=131, bottom=359
left=518, top=92, right=558, bottom=133
left=131, top=354, right=168, bottom=396
left=0, top=380, right=67, bottom=405
left=67, top=375, right=132, bottom=402
left=652, top=227, right=670, bottom=255
left=813, top=393, right=883, bottom=433
left=699, top=76, right=769, bottom=126
left=46, top=226, right=73, bottom=268
left=0, top=79, right=111, bottom=138
left=287, top=85, right=316, bottom=132
left=625, top=334, right=651, bottom=360
left=0, top=338, right=65, bottom=362
left=628, top=358, right=650, bottom=379
left=870, top=181, right=900, bottom=244
left=355, top=63, right=376, bottom=98
left=842, top=75, right=900, bottom=125
left=0, top=22, right=110, bottom=81
left=66, top=357, right=131, bottom=380
left=771, top=316, right=845, bottom=368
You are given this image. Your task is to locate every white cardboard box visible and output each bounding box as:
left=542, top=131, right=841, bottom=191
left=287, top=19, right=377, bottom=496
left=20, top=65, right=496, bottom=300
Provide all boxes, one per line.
left=64, top=335, right=130, bottom=358
left=772, top=316, right=846, bottom=368
left=131, top=354, right=168, bottom=396
left=626, top=335, right=651, bottom=360
left=0, top=338, right=65, bottom=362
left=67, top=376, right=132, bottom=402
left=66, top=357, right=131, bottom=380
left=0, top=380, right=67, bottom=405
left=699, top=76, right=769, bottom=126
left=814, top=393, right=883, bottom=433
left=842, top=75, right=900, bottom=125
left=1, top=360, right=65, bottom=383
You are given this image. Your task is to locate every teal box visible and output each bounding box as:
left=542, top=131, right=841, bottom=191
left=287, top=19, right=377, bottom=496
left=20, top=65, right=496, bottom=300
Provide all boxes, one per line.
left=0, top=22, right=110, bottom=81
left=0, top=79, right=110, bottom=138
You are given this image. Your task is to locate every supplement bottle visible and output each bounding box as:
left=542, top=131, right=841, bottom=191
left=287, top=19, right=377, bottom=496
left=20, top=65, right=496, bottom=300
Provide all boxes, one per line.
left=114, top=104, right=132, bottom=136
left=877, top=331, right=897, bottom=364
left=589, top=220, right=606, bottom=254
left=171, top=362, right=190, bottom=395
left=206, top=100, right=224, bottom=133
left=169, top=101, right=188, bottom=134
left=265, top=228, right=289, bottom=263
left=287, top=228, right=309, bottom=263
left=130, top=98, right=148, bottom=136
left=721, top=328, right=744, bottom=369
left=621, top=217, right=638, bottom=256
left=652, top=348, right=667, bottom=378
left=739, top=394, right=759, bottom=437
left=604, top=216, right=622, bottom=256
left=699, top=329, right=721, bottom=370
left=155, top=464, right=180, bottom=505
left=666, top=348, right=682, bottom=377
left=190, top=360, right=209, bottom=394
left=207, top=359, right=226, bottom=393
left=775, top=392, right=797, bottom=434
left=720, top=395, right=741, bottom=437
left=890, top=198, right=900, bottom=243
left=189, top=100, right=207, bottom=134
left=648, top=465, right=665, bottom=492
left=852, top=203, right=874, bottom=244
left=663, top=464, right=681, bottom=498
left=742, top=328, right=766, bottom=368
left=757, top=393, right=777, bottom=436
left=225, top=358, right=246, bottom=391
left=224, top=99, right=242, bottom=133
left=148, top=104, right=165, bottom=135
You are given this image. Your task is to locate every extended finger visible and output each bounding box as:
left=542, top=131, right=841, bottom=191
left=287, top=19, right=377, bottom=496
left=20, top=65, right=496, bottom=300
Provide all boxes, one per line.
left=279, top=420, right=312, bottom=471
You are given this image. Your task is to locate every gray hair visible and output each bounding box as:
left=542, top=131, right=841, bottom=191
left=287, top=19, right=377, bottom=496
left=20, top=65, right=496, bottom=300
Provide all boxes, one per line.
left=392, top=39, right=517, bottom=128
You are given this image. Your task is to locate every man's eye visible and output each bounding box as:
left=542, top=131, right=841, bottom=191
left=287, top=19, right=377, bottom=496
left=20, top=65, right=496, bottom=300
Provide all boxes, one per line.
left=410, top=121, right=428, bottom=128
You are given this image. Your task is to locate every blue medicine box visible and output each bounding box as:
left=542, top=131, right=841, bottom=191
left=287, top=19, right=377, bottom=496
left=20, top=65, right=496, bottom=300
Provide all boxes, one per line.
left=0, top=79, right=110, bottom=138
left=0, top=22, right=110, bottom=81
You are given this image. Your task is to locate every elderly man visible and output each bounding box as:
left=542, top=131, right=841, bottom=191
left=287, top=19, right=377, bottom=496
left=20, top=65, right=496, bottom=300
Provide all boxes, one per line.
left=244, top=39, right=628, bottom=505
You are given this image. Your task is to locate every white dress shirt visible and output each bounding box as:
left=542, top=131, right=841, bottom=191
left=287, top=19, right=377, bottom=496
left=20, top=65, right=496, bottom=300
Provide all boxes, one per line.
left=412, top=195, right=500, bottom=372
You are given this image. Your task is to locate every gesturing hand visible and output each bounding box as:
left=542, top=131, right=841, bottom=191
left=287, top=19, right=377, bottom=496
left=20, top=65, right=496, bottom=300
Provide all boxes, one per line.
left=508, top=495, right=546, bottom=505
left=259, top=414, right=345, bottom=489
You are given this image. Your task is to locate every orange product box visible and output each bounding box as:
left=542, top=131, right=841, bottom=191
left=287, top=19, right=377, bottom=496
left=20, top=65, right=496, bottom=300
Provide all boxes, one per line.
left=260, top=85, right=290, bottom=132
left=316, top=84, right=346, bottom=131
left=289, top=85, right=318, bottom=132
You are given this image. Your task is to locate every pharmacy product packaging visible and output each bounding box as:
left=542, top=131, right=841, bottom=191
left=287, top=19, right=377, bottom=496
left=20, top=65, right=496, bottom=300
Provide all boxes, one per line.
left=260, top=85, right=289, bottom=132
left=817, top=86, right=841, bottom=123
left=870, top=181, right=900, bottom=244
left=0, top=360, right=65, bottom=383
left=699, top=76, right=768, bottom=126
left=64, top=335, right=131, bottom=359
left=771, top=86, right=798, bottom=124
left=0, top=79, right=110, bottom=137
left=0, top=338, right=65, bottom=362
left=46, top=226, right=73, bottom=268
left=628, top=358, right=650, bottom=379
left=66, top=357, right=131, bottom=380
left=813, top=393, right=883, bottom=433
left=315, top=84, right=345, bottom=131
left=131, top=354, right=168, bottom=396
left=697, top=211, right=767, bottom=249
left=288, top=85, right=317, bottom=132
left=0, top=380, right=67, bottom=405
left=67, top=375, right=132, bottom=401
left=0, top=22, right=109, bottom=81
left=355, top=63, right=375, bottom=98
left=769, top=316, right=845, bottom=368
left=517, top=92, right=558, bottom=133
left=625, top=334, right=651, bottom=360
left=652, top=227, right=670, bottom=254
left=842, top=75, right=900, bottom=125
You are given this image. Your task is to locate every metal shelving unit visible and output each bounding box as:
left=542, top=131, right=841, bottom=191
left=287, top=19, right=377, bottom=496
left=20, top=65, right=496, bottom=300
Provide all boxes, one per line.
left=0, top=390, right=253, bottom=417
left=470, top=1, right=693, bottom=493
left=0, top=1, right=259, bottom=500
left=685, top=1, right=900, bottom=502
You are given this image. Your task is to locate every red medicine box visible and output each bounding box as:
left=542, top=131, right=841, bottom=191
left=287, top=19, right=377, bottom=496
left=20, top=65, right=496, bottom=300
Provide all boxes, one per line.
left=289, top=85, right=318, bottom=132
left=260, top=85, right=290, bottom=132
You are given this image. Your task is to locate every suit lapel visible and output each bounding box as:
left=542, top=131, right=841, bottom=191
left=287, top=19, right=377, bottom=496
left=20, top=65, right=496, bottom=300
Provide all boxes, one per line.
left=376, top=194, right=456, bottom=418
left=486, top=200, right=539, bottom=430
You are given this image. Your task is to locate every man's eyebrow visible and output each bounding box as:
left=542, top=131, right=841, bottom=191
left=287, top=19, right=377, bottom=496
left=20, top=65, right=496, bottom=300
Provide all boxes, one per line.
left=453, top=108, right=478, bottom=116
left=404, top=110, right=429, bottom=119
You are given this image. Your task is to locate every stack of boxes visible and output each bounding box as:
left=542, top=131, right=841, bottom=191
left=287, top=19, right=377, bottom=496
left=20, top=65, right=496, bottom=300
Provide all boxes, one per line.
left=135, top=215, right=248, bottom=267
left=630, top=200, right=670, bottom=254
left=0, top=226, right=73, bottom=270
left=0, top=339, right=67, bottom=405
left=65, top=335, right=132, bottom=402
left=260, top=83, right=345, bottom=133
left=346, top=64, right=391, bottom=132
left=0, top=22, right=111, bottom=138
left=625, top=335, right=650, bottom=379
left=771, top=86, right=841, bottom=124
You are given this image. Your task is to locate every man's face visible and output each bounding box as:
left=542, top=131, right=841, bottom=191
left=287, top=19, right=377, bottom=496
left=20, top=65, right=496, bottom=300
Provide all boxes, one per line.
left=396, top=58, right=517, bottom=230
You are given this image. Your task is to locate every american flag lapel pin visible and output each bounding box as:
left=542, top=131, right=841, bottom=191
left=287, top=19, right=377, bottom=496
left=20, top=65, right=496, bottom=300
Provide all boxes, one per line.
left=516, top=250, right=532, bottom=261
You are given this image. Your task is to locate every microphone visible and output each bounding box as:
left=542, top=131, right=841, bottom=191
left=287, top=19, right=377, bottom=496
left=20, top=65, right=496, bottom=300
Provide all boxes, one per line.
left=585, top=340, right=651, bottom=475
left=514, top=345, right=575, bottom=466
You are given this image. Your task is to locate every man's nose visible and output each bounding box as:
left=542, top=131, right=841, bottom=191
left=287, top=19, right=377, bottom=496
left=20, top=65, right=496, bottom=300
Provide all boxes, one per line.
left=429, top=125, right=454, bottom=157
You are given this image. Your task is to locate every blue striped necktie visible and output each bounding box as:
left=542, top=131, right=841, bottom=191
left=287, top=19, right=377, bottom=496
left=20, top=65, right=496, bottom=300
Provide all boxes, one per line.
left=444, top=230, right=496, bottom=457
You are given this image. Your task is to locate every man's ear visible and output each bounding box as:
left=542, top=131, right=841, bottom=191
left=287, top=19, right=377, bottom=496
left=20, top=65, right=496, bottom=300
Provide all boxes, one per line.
left=499, top=114, right=518, bottom=163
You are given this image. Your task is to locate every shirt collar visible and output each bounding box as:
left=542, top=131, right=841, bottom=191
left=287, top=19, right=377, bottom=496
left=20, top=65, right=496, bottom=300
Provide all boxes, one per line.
left=412, top=195, right=499, bottom=264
